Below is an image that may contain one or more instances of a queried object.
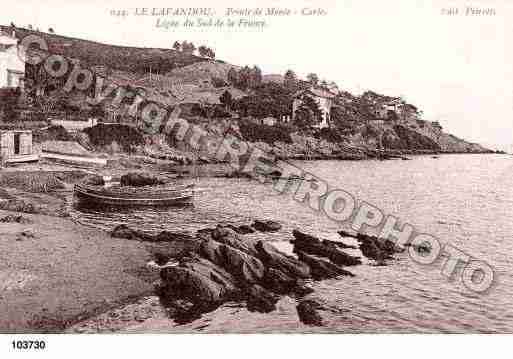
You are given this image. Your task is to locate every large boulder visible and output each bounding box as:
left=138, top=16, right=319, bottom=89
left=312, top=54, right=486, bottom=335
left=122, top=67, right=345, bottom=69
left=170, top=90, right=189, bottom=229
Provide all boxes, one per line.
left=255, top=241, right=310, bottom=279
left=211, top=226, right=259, bottom=256
left=160, top=266, right=230, bottom=307
left=297, top=251, right=354, bottom=280
left=220, top=244, right=265, bottom=284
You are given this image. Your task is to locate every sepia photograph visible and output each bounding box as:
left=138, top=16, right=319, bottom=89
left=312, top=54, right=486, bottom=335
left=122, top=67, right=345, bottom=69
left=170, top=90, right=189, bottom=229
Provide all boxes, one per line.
left=0, top=0, right=512, bottom=356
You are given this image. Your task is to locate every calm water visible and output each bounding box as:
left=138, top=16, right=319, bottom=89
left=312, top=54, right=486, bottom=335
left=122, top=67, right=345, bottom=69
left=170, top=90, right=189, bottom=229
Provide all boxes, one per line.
left=72, top=154, right=513, bottom=333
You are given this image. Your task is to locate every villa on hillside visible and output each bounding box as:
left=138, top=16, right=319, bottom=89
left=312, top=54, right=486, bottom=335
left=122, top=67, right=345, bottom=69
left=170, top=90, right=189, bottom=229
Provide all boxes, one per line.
left=0, top=28, right=25, bottom=89
left=373, top=98, right=404, bottom=120
left=292, top=86, right=337, bottom=128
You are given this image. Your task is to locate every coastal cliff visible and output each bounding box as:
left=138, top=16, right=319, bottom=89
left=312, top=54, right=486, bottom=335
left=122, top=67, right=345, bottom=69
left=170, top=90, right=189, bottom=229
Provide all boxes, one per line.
left=1, top=25, right=494, bottom=162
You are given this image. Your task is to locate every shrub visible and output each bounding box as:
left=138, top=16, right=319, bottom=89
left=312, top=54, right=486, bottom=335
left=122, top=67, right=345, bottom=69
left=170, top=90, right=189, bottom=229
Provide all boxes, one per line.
left=315, top=128, right=345, bottom=143
left=238, top=120, right=292, bottom=144
left=84, top=124, right=144, bottom=153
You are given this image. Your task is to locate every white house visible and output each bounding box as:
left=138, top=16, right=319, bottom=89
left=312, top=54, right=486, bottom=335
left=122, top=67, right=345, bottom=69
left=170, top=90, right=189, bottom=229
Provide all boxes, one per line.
left=374, top=98, right=404, bottom=120
left=292, top=87, right=337, bottom=128
left=0, top=28, right=25, bottom=89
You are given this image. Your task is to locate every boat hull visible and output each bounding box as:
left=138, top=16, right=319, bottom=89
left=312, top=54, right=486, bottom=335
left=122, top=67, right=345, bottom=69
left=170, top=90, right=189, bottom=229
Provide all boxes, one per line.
left=74, top=184, right=194, bottom=207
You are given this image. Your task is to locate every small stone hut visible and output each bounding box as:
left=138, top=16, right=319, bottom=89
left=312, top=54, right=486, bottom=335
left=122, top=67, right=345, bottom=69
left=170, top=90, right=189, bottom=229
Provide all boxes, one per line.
left=0, top=130, right=36, bottom=165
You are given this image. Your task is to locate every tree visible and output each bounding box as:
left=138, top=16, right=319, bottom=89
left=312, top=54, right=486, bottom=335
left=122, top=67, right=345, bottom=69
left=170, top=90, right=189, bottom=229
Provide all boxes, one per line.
left=181, top=41, right=196, bottom=55
left=231, top=82, right=293, bottom=119
left=284, top=69, right=298, bottom=91
left=238, top=66, right=252, bottom=90
left=293, top=95, right=322, bottom=128
left=248, top=66, right=262, bottom=89
left=198, top=45, right=209, bottom=57
left=206, top=48, right=216, bottom=59
left=227, top=68, right=238, bottom=86
left=330, top=105, right=347, bottom=127
left=189, top=42, right=197, bottom=55
left=172, top=41, right=181, bottom=51
left=220, top=90, right=233, bottom=109
left=0, top=88, right=21, bottom=121
left=306, top=73, right=319, bottom=86
left=293, top=106, right=314, bottom=128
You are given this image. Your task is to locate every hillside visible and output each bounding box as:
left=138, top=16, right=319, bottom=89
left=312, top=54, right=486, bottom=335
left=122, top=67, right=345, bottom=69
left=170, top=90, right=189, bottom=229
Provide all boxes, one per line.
left=3, top=25, right=492, bottom=158
left=2, top=25, right=213, bottom=74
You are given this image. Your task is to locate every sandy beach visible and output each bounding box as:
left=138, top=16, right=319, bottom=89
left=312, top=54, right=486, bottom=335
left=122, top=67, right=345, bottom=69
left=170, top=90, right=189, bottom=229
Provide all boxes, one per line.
left=0, top=210, right=157, bottom=333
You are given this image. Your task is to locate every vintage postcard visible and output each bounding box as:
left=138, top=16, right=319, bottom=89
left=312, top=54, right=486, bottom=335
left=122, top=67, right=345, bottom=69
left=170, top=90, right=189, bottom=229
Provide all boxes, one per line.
left=0, top=0, right=511, bottom=355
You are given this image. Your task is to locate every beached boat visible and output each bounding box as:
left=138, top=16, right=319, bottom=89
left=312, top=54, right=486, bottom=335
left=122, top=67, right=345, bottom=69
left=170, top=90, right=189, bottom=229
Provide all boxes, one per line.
left=74, top=183, right=195, bottom=206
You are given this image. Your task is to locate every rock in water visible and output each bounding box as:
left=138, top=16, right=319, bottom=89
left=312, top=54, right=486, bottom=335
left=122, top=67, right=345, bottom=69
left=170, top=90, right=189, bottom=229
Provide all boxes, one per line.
left=237, top=224, right=256, bottom=234
left=255, top=241, right=311, bottom=279
left=252, top=220, right=282, bottom=232
left=297, top=251, right=354, bottom=280
left=297, top=299, right=324, bottom=326
left=292, top=230, right=361, bottom=266
left=356, top=233, right=404, bottom=263
left=359, top=237, right=389, bottom=262
left=111, top=224, right=153, bottom=241
left=246, top=284, right=279, bottom=313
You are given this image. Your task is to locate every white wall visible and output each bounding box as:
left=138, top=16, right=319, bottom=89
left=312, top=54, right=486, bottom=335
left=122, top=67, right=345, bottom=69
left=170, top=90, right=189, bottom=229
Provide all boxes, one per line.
left=0, top=33, right=25, bottom=88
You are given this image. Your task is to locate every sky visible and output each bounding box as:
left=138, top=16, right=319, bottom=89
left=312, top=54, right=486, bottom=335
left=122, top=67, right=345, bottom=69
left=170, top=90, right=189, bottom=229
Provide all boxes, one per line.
left=1, top=0, right=512, bottom=151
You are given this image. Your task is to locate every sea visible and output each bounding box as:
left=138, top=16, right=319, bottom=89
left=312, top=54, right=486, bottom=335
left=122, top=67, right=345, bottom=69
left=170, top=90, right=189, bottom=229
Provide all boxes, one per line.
left=72, top=154, right=513, bottom=333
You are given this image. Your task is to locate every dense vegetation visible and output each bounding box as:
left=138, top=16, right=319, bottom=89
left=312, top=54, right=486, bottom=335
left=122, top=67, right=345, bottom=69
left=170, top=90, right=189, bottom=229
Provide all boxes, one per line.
left=84, top=124, right=144, bottom=153
left=238, top=120, right=293, bottom=145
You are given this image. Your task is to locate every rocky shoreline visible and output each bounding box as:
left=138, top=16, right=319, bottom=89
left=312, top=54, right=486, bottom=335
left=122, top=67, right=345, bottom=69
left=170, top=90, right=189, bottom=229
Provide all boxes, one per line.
left=104, top=220, right=409, bottom=328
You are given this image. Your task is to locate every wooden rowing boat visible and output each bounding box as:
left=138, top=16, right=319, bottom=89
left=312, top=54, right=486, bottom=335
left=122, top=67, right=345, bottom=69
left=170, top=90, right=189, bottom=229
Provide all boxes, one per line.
left=74, top=183, right=195, bottom=206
